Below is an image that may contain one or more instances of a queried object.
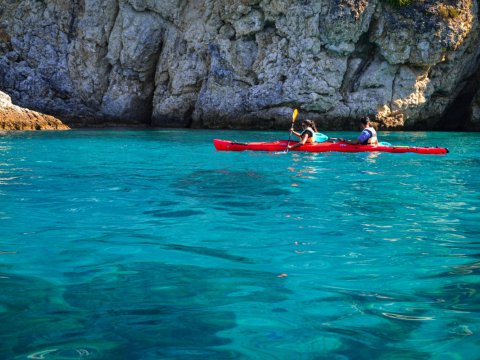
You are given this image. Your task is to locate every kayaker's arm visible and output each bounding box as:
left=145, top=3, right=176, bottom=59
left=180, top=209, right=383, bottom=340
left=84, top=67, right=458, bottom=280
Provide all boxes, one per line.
left=290, top=128, right=302, bottom=139
left=288, top=133, right=309, bottom=149
left=341, top=138, right=360, bottom=144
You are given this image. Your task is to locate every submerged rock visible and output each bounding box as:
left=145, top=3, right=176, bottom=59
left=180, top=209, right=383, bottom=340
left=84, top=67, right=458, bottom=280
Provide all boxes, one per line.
left=0, top=0, right=479, bottom=130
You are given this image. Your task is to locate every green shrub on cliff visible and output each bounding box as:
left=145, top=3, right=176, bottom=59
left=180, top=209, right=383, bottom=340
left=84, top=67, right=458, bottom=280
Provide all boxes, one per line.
left=382, top=0, right=413, bottom=7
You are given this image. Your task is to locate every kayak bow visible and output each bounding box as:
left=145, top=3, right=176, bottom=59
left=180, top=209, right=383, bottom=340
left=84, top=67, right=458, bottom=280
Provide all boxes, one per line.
left=213, top=139, right=449, bottom=155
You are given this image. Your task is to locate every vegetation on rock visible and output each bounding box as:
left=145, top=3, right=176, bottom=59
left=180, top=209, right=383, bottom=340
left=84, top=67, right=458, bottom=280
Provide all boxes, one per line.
left=381, top=0, right=413, bottom=7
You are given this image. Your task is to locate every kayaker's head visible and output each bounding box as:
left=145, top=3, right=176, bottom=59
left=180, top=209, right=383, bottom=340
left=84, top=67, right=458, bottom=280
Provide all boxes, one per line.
left=360, top=116, right=371, bottom=129
left=302, top=119, right=317, bottom=132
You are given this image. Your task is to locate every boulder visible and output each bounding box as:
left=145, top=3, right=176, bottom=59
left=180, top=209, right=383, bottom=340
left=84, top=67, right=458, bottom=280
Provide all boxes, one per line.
left=0, top=91, right=69, bottom=130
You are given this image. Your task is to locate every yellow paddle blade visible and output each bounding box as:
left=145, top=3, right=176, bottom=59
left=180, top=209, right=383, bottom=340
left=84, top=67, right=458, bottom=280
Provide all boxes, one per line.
left=292, top=108, right=299, bottom=122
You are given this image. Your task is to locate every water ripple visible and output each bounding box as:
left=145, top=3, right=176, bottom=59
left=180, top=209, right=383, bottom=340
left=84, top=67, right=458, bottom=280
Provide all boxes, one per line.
left=1, top=130, right=479, bottom=359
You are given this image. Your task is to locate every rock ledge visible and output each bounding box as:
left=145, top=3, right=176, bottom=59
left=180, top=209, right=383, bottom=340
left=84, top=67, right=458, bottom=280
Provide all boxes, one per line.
left=0, top=91, right=69, bottom=130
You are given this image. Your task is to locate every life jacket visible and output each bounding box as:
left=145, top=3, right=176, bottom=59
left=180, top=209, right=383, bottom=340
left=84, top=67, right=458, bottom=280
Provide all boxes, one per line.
left=362, top=127, right=378, bottom=145
left=301, top=127, right=316, bottom=143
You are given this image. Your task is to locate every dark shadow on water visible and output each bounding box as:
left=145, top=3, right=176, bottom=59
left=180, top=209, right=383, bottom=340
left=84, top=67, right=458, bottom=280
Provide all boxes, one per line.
left=172, top=170, right=292, bottom=207
left=161, top=243, right=255, bottom=264
left=142, top=209, right=205, bottom=218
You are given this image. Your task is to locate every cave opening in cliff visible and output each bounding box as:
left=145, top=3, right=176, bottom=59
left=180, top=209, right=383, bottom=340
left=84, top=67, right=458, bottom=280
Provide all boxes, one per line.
left=436, top=55, right=480, bottom=131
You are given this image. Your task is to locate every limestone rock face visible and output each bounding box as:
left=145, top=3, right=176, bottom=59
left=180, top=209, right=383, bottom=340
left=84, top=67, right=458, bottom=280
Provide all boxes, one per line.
left=471, top=87, right=480, bottom=128
left=0, top=0, right=479, bottom=130
left=0, top=91, right=69, bottom=130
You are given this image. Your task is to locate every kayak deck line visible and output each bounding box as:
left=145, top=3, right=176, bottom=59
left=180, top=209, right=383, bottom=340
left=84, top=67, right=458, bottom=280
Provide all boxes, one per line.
left=213, top=139, right=449, bottom=155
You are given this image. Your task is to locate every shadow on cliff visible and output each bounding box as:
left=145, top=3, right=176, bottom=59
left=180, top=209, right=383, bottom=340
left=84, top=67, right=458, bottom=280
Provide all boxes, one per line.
left=436, top=54, right=480, bottom=131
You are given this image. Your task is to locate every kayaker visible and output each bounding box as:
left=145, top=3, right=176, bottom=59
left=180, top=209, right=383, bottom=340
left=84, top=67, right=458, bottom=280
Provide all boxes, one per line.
left=339, top=116, right=379, bottom=145
left=288, top=119, right=319, bottom=149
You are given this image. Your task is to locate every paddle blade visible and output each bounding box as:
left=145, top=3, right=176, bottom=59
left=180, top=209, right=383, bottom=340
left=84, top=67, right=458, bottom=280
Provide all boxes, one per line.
left=292, top=108, right=299, bottom=123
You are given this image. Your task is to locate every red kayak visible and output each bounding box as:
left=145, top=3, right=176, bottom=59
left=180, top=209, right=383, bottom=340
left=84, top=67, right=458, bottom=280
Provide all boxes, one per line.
left=213, top=139, right=449, bottom=155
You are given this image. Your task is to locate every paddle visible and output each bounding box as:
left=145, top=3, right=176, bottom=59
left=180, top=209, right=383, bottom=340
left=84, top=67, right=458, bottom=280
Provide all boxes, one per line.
left=285, top=108, right=299, bottom=152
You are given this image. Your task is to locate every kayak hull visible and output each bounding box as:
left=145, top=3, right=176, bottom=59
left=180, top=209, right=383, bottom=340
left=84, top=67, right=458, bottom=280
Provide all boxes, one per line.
left=213, top=139, right=449, bottom=155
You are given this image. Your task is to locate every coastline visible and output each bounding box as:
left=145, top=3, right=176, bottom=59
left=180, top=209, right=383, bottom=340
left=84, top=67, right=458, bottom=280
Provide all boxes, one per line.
left=1, top=91, right=478, bottom=132
left=1, top=1, right=479, bottom=132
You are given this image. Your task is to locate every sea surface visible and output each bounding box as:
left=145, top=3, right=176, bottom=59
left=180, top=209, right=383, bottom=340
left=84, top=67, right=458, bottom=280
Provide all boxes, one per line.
left=0, top=130, right=479, bottom=360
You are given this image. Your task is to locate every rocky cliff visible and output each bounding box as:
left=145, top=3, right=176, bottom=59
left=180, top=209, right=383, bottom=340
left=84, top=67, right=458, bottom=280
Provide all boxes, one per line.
left=0, top=0, right=479, bottom=130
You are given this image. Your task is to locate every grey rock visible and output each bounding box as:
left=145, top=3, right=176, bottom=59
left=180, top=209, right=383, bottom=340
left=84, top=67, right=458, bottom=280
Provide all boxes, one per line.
left=473, top=89, right=480, bottom=125
left=0, top=0, right=479, bottom=130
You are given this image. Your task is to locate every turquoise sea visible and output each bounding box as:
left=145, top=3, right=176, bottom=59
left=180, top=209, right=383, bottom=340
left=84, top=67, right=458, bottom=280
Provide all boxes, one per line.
left=1, top=130, right=479, bottom=360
